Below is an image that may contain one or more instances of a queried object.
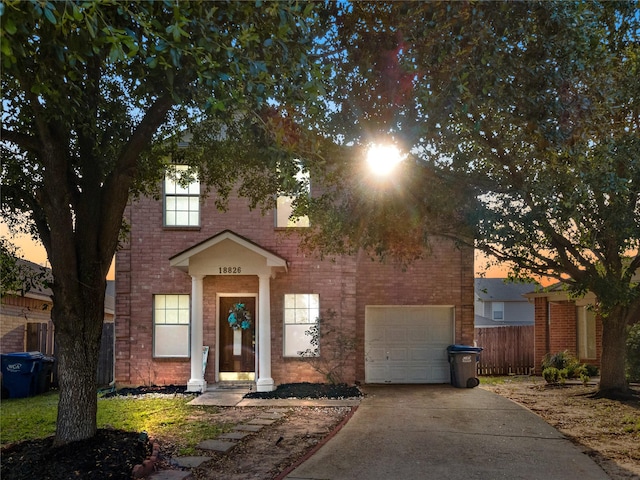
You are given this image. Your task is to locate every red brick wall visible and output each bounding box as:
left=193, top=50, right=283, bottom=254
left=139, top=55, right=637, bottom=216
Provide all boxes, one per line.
left=116, top=192, right=475, bottom=387
left=353, top=241, right=474, bottom=382
left=548, top=301, right=577, bottom=355
left=533, top=297, right=548, bottom=374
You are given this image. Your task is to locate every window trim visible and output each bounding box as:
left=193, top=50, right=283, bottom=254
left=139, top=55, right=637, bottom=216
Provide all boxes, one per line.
left=153, top=293, right=191, bottom=358
left=163, top=164, right=201, bottom=228
left=577, top=306, right=597, bottom=360
left=283, top=293, right=319, bottom=357
left=492, top=302, right=504, bottom=321
left=275, top=165, right=310, bottom=228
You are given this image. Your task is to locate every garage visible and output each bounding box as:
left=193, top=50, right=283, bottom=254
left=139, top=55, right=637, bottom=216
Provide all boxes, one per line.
left=365, top=306, right=454, bottom=384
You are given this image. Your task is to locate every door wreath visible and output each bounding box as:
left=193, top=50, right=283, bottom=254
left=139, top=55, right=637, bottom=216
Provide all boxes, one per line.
left=227, top=303, right=252, bottom=330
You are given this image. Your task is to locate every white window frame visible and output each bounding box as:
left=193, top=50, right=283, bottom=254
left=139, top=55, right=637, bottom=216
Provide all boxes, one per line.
left=577, top=306, right=597, bottom=360
left=153, top=294, right=191, bottom=358
left=492, top=302, right=504, bottom=321
left=276, top=166, right=310, bottom=228
left=283, top=293, right=319, bottom=357
left=164, top=164, right=200, bottom=227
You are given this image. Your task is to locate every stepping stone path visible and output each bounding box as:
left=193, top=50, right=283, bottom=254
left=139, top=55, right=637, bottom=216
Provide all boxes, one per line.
left=147, top=409, right=287, bottom=479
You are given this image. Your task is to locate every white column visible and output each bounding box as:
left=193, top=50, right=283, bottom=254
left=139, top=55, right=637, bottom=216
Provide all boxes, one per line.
left=187, top=274, right=207, bottom=392
left=256, top=273, right=275, bottom=391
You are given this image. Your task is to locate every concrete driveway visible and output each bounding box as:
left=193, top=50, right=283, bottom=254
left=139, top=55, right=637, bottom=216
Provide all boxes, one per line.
left=284, top=384, right=609, bottom=480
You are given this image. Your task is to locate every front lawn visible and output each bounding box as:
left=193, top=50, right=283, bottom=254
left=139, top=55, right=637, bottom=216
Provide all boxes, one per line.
left=1, top=390, right=230, bottom=453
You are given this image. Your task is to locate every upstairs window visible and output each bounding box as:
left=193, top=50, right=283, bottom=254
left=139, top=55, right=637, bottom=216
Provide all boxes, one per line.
left=492, top=302, right=504, bottom=321
left=164, top=164, right=200, bottom=227
left=276, top=166, right=310, bottom=228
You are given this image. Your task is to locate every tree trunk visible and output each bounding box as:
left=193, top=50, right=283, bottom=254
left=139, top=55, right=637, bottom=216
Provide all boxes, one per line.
left=52, top=277, right=106, bottom=446
left=598, top=305, right=630, bottom=396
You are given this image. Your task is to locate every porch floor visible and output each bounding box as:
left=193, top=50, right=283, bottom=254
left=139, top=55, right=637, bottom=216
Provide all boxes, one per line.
left=188, top=384, right=360, bottom=407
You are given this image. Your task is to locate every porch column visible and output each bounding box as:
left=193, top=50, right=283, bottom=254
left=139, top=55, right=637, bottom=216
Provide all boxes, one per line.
left=187, top=274, right=206, bottom=392
left=256, top=273, right=275, bottom=391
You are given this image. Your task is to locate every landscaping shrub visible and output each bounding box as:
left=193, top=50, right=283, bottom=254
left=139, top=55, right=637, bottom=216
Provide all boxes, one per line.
left=541, top=350, right=591, bottom=384
left=627, top=323, right=640, bottom=383
left=542, top=367, right=560, bottom=384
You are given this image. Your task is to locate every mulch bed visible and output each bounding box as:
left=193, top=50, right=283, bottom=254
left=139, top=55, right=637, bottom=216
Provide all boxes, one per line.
left=1, top=429, right=151, bottom=480
left=244, top=382, right=362, bottom=399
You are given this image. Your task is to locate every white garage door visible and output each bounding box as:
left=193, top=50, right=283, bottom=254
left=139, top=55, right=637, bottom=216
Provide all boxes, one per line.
left=365, top=306, right=454, bottom=384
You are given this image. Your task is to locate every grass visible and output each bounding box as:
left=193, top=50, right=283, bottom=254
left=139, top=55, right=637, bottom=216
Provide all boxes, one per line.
left=479, top=375, right=544, bottom=386
left=1, top=391, right=231, bottom=454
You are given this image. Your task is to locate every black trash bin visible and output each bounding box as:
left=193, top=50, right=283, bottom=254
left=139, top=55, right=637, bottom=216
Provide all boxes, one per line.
left=1, top=352, right=44, bottom=398
left=447, top=345, right=483, bottom=388
left=36, top=355, right=55, bottom=394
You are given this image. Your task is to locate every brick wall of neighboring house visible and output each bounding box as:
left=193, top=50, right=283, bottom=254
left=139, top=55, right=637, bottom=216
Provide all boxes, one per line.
left=116, top=191, right=475, bottom=387
left=549, top=301, right=577, bottom=355
left=533, top=296, right=603, bottom=374
left=0, top=295, right=52, bottom=354
left=533, top=297, right=548, bottom=374
left=592, top=316, right=603, bottom=367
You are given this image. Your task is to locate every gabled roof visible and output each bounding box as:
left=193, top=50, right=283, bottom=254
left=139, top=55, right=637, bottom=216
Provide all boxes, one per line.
left=475, top=278, right=540, bottom=302
left=3, top=259, right=115, bottom=313
left=169, top=229, right=288, bottom=272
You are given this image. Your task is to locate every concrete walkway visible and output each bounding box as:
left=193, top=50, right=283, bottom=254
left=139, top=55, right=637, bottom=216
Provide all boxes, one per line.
left=284, top=385, right=610, bottom=480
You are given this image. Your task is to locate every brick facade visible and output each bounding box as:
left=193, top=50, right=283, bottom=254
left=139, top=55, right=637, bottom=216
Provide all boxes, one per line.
left=116, top=191, right=475, bottom=387
left=532, top=295, right=603, bottom=374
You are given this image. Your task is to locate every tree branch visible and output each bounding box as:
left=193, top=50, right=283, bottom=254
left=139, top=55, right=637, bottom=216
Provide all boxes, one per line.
left=0, top=129, right=42, bottom=154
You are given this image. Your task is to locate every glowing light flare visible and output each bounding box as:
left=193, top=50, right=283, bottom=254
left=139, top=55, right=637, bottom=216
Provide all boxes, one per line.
left=366, top=144, right=404, bottom=176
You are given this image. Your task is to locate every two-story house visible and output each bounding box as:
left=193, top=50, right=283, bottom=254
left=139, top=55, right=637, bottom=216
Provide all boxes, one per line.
left=115, top=165, right=475, bottom=392
left=474, top=278, right=538, bottom=328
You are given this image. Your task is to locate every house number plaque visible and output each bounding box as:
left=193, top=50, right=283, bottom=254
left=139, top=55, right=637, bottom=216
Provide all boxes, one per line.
left=218, top=266, right=242, bottom=274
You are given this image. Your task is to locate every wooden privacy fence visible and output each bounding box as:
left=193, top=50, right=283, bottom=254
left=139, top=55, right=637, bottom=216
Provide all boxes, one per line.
left=475, top=326, right=535, bottom=376
left=26, top=322, right=115, bottom=387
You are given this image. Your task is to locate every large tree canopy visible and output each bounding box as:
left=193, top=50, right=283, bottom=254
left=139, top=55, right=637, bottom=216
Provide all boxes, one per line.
left=1, top=0, right=328, bottom=445
left=299, top=1, right=640, bottom=395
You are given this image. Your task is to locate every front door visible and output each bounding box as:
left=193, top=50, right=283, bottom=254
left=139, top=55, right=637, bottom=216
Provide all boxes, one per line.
left=219, top=297, right=256, bottom=381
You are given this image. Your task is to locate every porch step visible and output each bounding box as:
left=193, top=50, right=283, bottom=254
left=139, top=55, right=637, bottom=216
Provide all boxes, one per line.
left=207, top=381, right=255, bottom=391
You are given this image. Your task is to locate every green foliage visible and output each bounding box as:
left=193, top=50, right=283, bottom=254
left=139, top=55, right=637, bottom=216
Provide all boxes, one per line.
left=0, top=391, right=226, bottom=452
left=0, top=237, right=51, bottom=297
left=627, top=323, right=640, bottom=383
left=542, top=367, right=561, bottom=384
left=542, top=350, right=594, bottom=384
left=298, top=309, right=357, bottom=385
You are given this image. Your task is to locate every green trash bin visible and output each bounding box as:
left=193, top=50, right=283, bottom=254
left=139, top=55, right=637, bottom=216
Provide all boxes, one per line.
left=447, top=345, right=483, bottom=388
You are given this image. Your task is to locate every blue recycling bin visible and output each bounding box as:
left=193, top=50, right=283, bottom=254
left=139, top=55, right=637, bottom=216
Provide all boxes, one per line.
left=447, top=345, right=483, bottom=388
left=1, top=352, right=45, bottom=398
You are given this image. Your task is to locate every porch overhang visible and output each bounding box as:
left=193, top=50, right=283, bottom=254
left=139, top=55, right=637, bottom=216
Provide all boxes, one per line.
left=169, top=229, right=288, bottom=276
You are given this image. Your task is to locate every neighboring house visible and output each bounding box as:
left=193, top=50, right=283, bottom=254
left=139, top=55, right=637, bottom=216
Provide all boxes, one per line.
left=1, top=259, right=116, bottom=384
left=115, top=166, right=475, bottom=392
left=1, top=259, right=55, bottom=355
left=474, top=278, right=538, bottom=327
left=524, top=285, right=602, bottom=374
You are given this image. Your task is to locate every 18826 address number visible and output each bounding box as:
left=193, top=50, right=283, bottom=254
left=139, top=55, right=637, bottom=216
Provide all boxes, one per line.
left=219, top=266, right=242, bottom=274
